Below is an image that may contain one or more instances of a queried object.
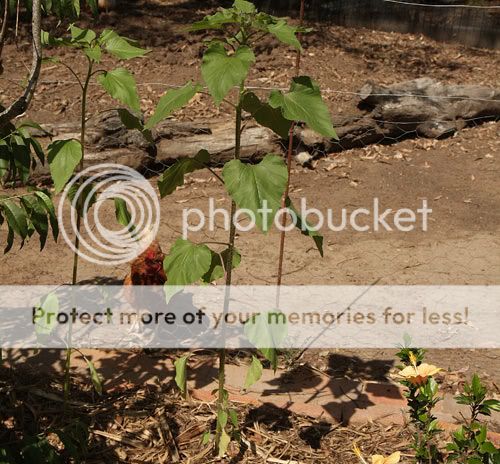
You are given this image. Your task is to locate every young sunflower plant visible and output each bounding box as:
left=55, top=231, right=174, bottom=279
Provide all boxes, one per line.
left=120, top=0, right=337, bottom=456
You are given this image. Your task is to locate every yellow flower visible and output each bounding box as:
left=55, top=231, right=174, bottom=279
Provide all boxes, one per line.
left=371, top=451, right=401, bottom=464
left=398, top=363, right=441, bottom=385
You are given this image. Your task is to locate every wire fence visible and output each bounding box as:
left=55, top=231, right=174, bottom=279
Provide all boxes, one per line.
left=28, top=80, right=500, bottom=104
left=255, top=0, right=500, bottom=48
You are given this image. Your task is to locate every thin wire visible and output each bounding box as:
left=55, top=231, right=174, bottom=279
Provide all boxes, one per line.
left=382, top=0, right=500, bottom=8
left=24, top=80, right=500, bottom=104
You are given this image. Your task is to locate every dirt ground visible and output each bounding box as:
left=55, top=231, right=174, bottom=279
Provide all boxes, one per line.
left=0, top=1, right=499, bottom=461
left=1, top=0, right=499, bottom=380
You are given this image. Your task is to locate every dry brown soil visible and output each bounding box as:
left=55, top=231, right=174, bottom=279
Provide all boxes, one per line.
left=1, top=0, right=499, bottom=399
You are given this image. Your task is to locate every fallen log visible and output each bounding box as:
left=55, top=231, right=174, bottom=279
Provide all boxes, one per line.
left=27, top=78, right=499, bottom=177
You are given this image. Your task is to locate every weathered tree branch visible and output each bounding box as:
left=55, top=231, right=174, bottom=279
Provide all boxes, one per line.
left=0, top=0, right=41, bottom=128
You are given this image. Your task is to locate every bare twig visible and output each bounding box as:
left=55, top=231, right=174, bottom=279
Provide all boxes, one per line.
left=0, top=0, right=42, bottom=128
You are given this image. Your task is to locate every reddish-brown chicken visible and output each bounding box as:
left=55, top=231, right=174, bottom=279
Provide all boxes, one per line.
left=123, top=240, right=167, bottom=286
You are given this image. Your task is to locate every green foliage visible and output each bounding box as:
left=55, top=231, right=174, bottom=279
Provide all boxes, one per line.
left=145, top=81, right=201, bottom=130
left=222, top=154, right=288, bottom=232
left=395, top=344, right=426, bottom=367
left=99, top=29, right=150, bottom=60
left=97, top=68, right=141, bottom=111
left=190, top=1, right=305, bottom=51
left=159, top=1, right=337, bottom=456
left=33, top=292, right=59, bottom=336
left=47, top=139, right=82, bottom=193
left=241, top=91, right=291, bottom=139
left=217, top=428, right=231, bottom=457
left=158, top=149, right=210, bottom=198
left=174, top=354, right=191, bottom=394
left=0, top=420, right=89, bottom=464
left=202, top=248, right=241, bottom=284
left=83, top=356, right=103, bottom=395
left=0, top=122, right=47, bottom=185
left=201, top=42, right=255, bottom=105
left=0, top=190, right=58, bottom=253
left=117, top=80, right=200, bottom=142
left=113, top=197, right=135, bottom=235
left=285, top=197, right=323, bottom=256
left=446, top=375, right=500, bottom=463
left=244, top=355, right=263, bottom=388
left=269, top=76, right=338, bottom=139
left=7, top=0, right=100, bottom=20
left=396, top=347, right=442, bottom=462
left=163, top=239, right=212, bottom=285
left=67, top=182, right=97, bottom=215
left=244, top=311, right=288, bottom=371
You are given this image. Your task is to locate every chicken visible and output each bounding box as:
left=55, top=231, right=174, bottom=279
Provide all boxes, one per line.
left=123, top=239, right=168, bottom=350
left=123, top=240, right=167, bottom=286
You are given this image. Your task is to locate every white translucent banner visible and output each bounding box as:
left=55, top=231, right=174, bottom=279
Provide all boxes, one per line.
left=0, top=285, right=497, bottom=349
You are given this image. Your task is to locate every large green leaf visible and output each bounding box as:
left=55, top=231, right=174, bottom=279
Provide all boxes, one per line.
left=158, top=149, right=209, bottom=198
left=145, top=82, right=201, bottom=130
left=267, top=19, right=302, bottom=50
left=269, top=76, right=338, bottom=139
left=99, top=29, right=149, bottom=59
left=47, top=139, right=82, bottom=193
left=286, top=197, right=323, bottom=256
left=241, top=91, right=291, bottom=139
left=98, top=68, right=140, bottom=111
left=222, top=154, right=287, bottom=232
left=201, top=42, right=255, bottom=105
left=163, top=239, right=212, bottom=285
left=244, top=355, right=263, bottom=388
left=202, top=248, right=241, bottom=283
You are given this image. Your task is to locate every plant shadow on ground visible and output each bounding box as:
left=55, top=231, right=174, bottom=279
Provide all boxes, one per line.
left=256, top=352, right=399, bottom=425
left=1, top=349, right=407, bottom=462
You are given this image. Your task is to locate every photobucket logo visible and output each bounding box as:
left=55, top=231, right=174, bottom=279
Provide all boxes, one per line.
left=58, top=164, right=160, bottom=266
left=182, top=198, right=432, bottom=238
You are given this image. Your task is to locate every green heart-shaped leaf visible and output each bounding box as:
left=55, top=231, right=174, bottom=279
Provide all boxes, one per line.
left=47, top=139, right=82, bottom=193
left=222, top=154, right=287, bottom=233
left=202, top=43, right=255, bottom=105
left=163, top=239, right=212, bottom=285
left=269, top=76, right=337, bottom=139
left=98, top=67, right=140, bottom=111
